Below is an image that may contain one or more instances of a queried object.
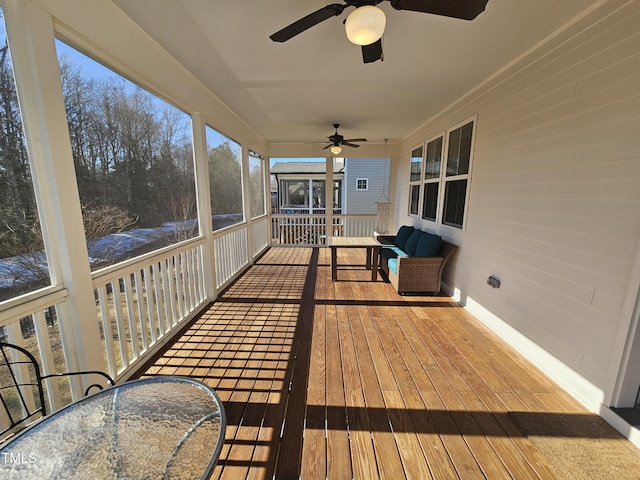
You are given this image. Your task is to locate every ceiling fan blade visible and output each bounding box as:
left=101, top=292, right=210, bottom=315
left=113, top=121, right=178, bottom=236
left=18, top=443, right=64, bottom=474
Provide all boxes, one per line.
left=362, top=39, right=383, bottom=63
left=270, top=4, right=347, bottom=42
left=322, top=144, right=333, bottom=150
left=389, top=0, right=488, bottom=20
left=342, top=138, right=367, bottom=143
left=342, top=142, right=361, bottom=148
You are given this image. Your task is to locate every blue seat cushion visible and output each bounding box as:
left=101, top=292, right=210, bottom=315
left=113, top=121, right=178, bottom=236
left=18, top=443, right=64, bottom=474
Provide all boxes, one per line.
left=380, top=246, right=407, bottom=261
left=404, top=230, right=424, bottom=256
left=415, top=232, right=442, bottom=257
left=387, top=258, right=399, bottom=275
left=394, top=226, right=414, bottom=251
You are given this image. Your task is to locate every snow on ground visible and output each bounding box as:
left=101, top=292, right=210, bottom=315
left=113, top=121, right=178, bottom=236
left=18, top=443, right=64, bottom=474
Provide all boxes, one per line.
left=0, top=214, right=242, bottom=290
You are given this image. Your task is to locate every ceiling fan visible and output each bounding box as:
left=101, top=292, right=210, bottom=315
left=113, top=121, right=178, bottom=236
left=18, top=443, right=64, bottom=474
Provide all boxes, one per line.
left=270, top=0, right=490, bottom=63
left=323, top=124, right=367, bottom=154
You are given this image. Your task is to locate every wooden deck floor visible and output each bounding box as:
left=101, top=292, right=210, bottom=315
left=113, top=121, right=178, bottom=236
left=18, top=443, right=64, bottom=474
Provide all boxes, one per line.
left=142, top=247, right=640, bottom=479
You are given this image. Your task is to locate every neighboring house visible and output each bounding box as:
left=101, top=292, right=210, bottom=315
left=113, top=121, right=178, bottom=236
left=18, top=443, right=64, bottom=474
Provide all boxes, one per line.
left=270, top=158, right=391, bottom=215
left=342, top=158, right=391, bottom=215
left=270, top=161, right=344, bottom=214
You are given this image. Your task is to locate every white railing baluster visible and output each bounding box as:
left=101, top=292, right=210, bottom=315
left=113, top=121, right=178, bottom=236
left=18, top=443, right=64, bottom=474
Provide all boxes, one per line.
left=183, top=250, right=192, bottom=314
left=123, top=275, right=139, bottom=360
left=166, top=255, right=178, bottom=328
left=133, top=270, right=148, bottom=352
left=143, top=265, right=157, bottom=344
left=111, top=280, right=129, bottom=370
left=97, top=286, right=117, bottom=378
left=33, top=310, right=62, bottom=410
left=153, top=262, right=166, bottom=337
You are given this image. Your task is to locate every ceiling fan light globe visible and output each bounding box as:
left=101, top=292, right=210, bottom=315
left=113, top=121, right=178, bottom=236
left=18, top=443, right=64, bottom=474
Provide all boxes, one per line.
left=345, top=5, right=386, bottom=46
left=330, top=145, right=343, bottom=155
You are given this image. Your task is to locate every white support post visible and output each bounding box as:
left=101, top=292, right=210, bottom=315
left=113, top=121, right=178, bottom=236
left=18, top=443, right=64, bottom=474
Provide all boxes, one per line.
left=326, top=155, right=334, bottom=238
left=3, top=0, right=104, bottom=377
left=267, top=158, right=274, bottom=246
left=241, top=145, right=254, bottom=264
left=191, top=113, right=216, bottom=300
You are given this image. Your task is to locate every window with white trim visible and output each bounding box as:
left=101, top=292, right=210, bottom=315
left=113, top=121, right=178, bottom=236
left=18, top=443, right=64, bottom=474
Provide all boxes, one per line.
left=442, top=120, right=474, bottom=228
left=408, top=145, right=423, bottom=216
left=421, top=135, right=443, bottom=222
left=356, top=178, right=368, bottom=191
left=409, top=117, right=475, bottom=229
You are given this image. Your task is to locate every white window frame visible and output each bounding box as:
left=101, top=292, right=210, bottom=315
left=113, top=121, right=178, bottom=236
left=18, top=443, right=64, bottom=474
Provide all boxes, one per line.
left=421, top=133, right=445, bottom=223
left=408, top=115, right=476, bottom=229
left=439, top=116, right=476, bottom=229
left=355, top=178, right=368, bottom=191
left=408, top=144, right=424, bottom=217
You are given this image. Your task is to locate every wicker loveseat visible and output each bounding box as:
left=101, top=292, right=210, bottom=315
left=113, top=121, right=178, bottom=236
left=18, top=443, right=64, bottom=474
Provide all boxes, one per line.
left=378, top=226, right=457, bottom=294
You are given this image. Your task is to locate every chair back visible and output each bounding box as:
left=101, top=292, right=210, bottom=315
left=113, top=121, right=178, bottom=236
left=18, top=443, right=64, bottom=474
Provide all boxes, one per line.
left=0, top=342, right=115, bottom=443
left=0, top=342, right=47, bottom=440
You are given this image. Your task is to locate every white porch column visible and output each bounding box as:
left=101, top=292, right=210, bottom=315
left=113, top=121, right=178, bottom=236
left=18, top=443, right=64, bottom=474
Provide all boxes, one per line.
left=326, top=155, right=334, bottom=238
left=191, top=113, right=216, bottom=299
left=3, top=0, right=103, bottom=374
left=241, top=145, right=254, bottom=264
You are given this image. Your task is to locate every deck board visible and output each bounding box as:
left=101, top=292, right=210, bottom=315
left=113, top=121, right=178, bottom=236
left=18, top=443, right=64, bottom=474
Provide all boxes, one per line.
left=139, top=246, right=640, bottom=479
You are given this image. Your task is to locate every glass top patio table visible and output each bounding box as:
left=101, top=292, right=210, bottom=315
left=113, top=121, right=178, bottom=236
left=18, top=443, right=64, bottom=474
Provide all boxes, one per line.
left=0, top=376, right=225, bottom=480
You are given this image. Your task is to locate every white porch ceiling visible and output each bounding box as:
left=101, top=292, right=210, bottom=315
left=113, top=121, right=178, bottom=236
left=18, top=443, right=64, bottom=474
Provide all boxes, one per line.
left=111, top=0, right=602, bottom=145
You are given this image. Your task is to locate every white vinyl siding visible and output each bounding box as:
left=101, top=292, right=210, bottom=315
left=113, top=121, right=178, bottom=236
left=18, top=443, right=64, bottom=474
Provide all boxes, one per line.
left=344, top=158, right=390, bottom=215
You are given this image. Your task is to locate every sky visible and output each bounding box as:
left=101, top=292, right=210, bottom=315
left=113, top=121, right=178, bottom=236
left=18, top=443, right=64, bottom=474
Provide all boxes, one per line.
left=56, top=39, right=246, bottom=158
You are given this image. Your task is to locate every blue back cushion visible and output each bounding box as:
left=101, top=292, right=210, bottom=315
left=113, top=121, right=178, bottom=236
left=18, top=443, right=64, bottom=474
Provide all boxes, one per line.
left=415, top=232, right=442, bottom=257
left=394, top=226, right=414, bottom=251
left=404, top=230, right=424, bottom=256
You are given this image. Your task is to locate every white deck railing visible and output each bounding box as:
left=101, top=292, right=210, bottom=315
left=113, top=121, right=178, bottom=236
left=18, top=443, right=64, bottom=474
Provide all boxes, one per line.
left=91, top=237, right=207, bottom=380
left=214, top=224, right=248, bottom=289
left=0, top=286, right=71, bottom=413
left=271, top=214, right=378, bottom=245
left=251, top=216, right=270, bottom=258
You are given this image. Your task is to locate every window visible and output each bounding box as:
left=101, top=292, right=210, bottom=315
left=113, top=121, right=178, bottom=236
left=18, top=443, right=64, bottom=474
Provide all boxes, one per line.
left=356, top=178, right=368, bottom=191
left=421, top=136, right=443, bottom=222
left=408, top=118, right=475, bottom=228
left=443, top=179, right=467, bottom=227
left=0, top=8, right=52, bottom=301
left=409, top=185, right=421, bottom=216
left=442, top=121, right=474, bottom=228
left=248, top=150, right=266, bottom=219
left=408, top=145, right=423, bottom=216
left=206, top=126, right=244, bottom=231
left=410, top=146, right=422, bottom=182
left=421, top=183, right=439, bottom=222
left=56, top=40, right=197, bottom=270
left=280, top=180, right=309, bottom=209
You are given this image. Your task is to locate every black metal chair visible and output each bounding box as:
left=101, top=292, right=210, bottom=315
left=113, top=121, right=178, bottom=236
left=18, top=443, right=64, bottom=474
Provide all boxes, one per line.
left=0, top=341, right=115, bottom=439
